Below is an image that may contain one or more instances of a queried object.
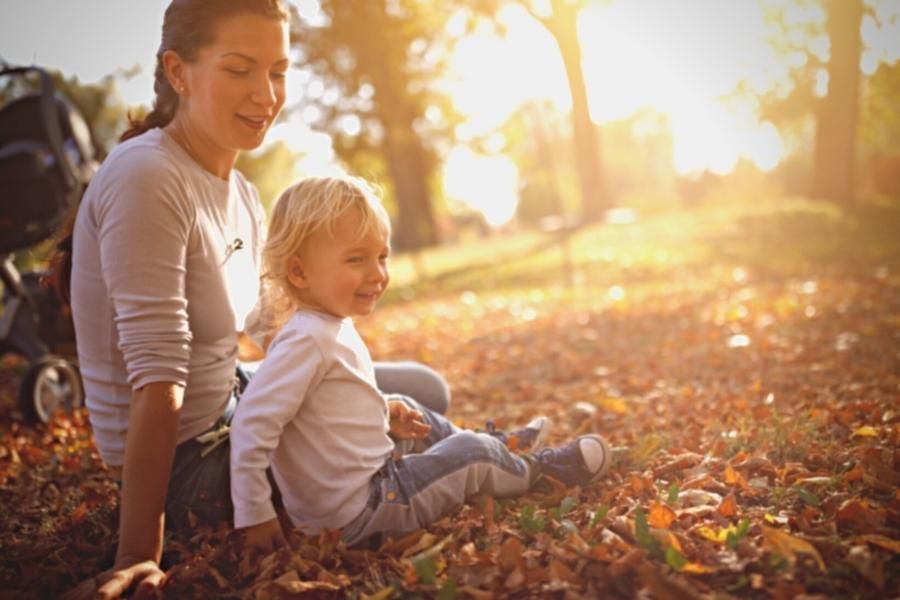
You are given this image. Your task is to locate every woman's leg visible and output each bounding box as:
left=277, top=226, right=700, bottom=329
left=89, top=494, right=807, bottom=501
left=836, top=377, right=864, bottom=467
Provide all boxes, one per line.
left=342, top=431, right=533, bottom=547
left=374, top=361, right=451, bottom=414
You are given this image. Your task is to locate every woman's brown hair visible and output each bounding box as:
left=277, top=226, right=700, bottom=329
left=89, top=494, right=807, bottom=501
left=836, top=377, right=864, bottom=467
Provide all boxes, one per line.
left=53, top=0, right=290, bottom=304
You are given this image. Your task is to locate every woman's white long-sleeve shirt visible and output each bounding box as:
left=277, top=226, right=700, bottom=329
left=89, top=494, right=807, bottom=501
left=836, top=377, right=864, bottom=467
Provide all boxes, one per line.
left=230, top=311, right=394, bottom=533
left=71, top=128, right=265, bottom=466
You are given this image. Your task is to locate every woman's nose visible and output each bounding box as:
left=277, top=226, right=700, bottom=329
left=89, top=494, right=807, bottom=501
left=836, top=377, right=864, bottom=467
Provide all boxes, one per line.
left=251, top=75, right=277, bottom=107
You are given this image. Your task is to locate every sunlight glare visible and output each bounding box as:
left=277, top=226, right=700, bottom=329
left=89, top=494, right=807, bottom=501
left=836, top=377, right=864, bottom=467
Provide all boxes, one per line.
left=443, top=146, right=519, bottom=226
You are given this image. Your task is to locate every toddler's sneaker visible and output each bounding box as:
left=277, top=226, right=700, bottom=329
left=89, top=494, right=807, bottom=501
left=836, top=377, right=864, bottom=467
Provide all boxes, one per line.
left=532, top=434, right=611, bottom=486
left=484, top=416, right=552, bottom=452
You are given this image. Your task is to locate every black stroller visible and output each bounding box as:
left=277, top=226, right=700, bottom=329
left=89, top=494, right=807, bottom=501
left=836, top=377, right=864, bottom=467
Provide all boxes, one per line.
left=0, top=66, right=96, bottom=423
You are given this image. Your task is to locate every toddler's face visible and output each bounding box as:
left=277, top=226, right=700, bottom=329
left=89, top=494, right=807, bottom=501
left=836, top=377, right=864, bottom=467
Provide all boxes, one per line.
left=289, top=210, right=390, bottom=318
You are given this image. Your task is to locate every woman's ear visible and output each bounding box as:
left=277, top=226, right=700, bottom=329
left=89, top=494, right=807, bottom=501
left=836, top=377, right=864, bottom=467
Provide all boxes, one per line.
left=287, top=256, right=308, bottom=290
left=161, top=49, right=189, bottom=96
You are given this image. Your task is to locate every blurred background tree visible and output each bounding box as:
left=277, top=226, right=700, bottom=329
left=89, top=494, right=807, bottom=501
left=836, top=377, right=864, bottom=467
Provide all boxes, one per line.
left=290, top=0, right=465, bottom=251
left=756, top=0, right=898, bottom=203
left=469, top=0, right=610, bottom=224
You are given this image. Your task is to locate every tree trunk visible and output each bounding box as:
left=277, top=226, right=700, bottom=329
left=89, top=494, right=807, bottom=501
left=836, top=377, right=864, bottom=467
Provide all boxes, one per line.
left=812, top=0, right=863, bottom=203
left=544, top=0, right=609, bottom=222
left=382, top=125, right=438, bottom=251
left=361, top=0, right=438, bottom=251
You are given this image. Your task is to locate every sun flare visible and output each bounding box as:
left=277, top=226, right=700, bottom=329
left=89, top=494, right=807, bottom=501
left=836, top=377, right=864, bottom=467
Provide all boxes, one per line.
left=443, top=0, right=789, bottom=218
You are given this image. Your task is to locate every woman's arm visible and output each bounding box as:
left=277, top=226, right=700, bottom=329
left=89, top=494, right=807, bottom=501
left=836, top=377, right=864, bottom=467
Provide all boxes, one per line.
left=117, top=382, right=183, bottom=565
left=64, top=382, right=183, bottom=600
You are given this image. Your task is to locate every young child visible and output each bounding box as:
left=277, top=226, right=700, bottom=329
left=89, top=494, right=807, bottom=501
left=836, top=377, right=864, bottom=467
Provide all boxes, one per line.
left=229, top=175, right=612, bottom=551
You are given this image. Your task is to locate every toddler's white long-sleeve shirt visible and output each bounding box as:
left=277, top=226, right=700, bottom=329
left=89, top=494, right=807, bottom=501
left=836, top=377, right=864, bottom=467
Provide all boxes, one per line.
left=230, top=311, right=394, bottom=533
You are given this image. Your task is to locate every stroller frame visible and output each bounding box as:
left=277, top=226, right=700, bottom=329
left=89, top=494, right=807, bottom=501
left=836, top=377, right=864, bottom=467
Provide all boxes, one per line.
left=0, top=65, right=92, bottom=423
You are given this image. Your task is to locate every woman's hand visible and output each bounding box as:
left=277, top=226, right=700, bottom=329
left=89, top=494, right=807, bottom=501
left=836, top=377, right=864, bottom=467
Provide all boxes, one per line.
left=62, top=557, right=165, bottom=600
left=241, top=518, right=288, bottom=554
left=388, top=400, right=431, bottom=440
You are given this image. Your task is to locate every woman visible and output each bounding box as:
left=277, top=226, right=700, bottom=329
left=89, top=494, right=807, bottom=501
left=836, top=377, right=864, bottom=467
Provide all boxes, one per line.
left=63, top=1, right=449, bottom=598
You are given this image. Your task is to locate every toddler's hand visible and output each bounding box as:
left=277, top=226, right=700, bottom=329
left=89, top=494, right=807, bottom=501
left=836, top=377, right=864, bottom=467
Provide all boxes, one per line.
left=241, top=518, right=287, bottom=555
left=388, top=400, right=431, bottom=440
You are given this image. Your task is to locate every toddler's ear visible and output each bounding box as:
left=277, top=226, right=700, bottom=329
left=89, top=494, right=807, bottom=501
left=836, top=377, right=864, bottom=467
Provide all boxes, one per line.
left=287, top=256, right=308, bottom=289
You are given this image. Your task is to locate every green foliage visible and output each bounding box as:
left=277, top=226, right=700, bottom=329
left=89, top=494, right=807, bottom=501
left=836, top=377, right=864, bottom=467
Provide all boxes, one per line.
left=665, top=546, right=688, bottom=570
left=666, top=482, right=680, bottom=505
left=549, top=496, right=577, bottom=521
left=519, top=504, right=548, bottom=533
left=860, top=61, right=900, bottom=156
left=725, top=519, right=752, bottom=550
left=589, top=505, right=609, bottom=528
left=633, top=506, right=664, bottom=560
left=411, top=555, right=437, bottom=585
left=791, top=486, right=822, bottom=507
left=437, top=578, right=459, bottom=600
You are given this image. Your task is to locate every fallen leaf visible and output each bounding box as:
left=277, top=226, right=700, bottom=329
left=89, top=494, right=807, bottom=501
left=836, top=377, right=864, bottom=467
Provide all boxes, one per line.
left=717, top=492, right=739, bottom=518
left=760, top=524, right=827, bottom=572
left=851, top=425, right=879, bottom=438
left=495, top=536, right=523, bottom=571
left=649, top=501, right=677, bottom=529
left=596, top=397, right=629, bottom=415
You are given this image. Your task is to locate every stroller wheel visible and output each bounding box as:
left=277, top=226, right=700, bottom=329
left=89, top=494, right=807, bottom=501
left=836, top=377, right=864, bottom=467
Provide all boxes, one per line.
left=19, top=356, right=84, bottom=423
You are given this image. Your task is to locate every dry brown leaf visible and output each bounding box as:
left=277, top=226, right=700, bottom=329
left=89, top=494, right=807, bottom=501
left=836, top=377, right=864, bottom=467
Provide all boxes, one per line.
left=609, top=548, right=646, bottom=578
left=761, top=524, right=827, bottom=572
left=495, top=536, right=524, bottom=571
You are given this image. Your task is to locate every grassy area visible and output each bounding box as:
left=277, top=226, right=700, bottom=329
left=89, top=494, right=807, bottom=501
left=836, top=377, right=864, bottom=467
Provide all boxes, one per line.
left=384, top=195, right=900, bottom=305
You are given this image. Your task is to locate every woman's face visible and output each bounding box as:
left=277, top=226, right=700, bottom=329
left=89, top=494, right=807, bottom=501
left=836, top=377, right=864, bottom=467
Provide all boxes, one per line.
left=178, top=13, right=289, bottom=153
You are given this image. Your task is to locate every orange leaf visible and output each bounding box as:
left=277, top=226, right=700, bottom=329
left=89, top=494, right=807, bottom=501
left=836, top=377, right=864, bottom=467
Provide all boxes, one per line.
left=70, top=502, right=88, bottom=523
left=547, top=558, right=578, bottom=583
left=680, top=562, right=715, bottom=574
left=724, top=464, right=748, bottom=488
left=596, top=397, right=629, bottom=415
left=842, top=465, right=865, bottom=482
left=589, top=544, right=615, bottom=562
left=718, top=492, right=739, bottom=518
left=648, top=501, right=677, bottom=529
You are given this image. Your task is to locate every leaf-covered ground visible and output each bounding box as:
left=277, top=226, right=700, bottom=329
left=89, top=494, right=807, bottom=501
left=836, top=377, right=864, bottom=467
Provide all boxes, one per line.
left=1, top=198, right=899, bottom=598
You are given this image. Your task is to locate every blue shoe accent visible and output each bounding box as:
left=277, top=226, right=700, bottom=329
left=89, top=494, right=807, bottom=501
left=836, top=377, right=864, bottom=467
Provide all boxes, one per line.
left=533, top=434, right=611, bottom=486
left=484, top=416, right=551, bottom=452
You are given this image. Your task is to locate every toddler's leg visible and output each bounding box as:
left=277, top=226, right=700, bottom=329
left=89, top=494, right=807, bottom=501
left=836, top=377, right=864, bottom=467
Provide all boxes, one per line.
left=343, top=431, right=531, bottom=547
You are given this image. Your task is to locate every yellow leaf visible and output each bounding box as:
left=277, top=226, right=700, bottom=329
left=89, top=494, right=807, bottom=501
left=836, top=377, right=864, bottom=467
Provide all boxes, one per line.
left=696, top=526, right=725, bottom=543
left=851, top=426, right=879, bottom=438
left=761, top=525, right=827, bottom=572
left=668, top=533, right=684, bottom=553
left=695, top=525, right=737, bottom=544
left=596, top=397, right=629, bottom=415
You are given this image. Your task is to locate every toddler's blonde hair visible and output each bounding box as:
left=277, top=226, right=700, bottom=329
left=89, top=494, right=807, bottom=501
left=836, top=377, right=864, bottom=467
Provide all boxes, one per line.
left=261, top=175, right=390, bottom=330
